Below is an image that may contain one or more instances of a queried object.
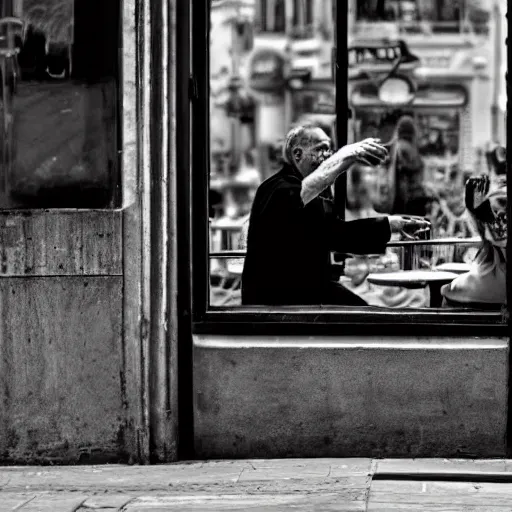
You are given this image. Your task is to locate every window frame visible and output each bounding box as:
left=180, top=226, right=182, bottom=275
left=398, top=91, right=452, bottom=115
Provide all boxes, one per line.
left=191, top=0, right=510, bottom=336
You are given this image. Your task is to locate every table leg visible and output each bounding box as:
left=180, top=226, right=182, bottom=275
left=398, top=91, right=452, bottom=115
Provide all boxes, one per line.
left=429, top=283, right=444, bottom=308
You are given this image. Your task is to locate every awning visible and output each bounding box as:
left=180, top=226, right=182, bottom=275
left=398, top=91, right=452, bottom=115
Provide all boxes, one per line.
left=351, top=84, right=468, bottom=109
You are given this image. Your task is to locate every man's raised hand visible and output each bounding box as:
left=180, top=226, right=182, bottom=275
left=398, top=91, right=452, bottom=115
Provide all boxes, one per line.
left=347, top=138, right=389, bottom=167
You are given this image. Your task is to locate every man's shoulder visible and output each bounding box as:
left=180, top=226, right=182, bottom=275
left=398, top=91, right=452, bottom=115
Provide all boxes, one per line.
left=251, top=169, right=302, bottom=215
left=257, top=176, right=300, bottom=202
left=257, top=167, right=301, bottom=196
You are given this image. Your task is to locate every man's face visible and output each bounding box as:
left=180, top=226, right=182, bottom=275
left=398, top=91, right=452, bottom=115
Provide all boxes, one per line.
left=292, top=128, right=333, bottom=177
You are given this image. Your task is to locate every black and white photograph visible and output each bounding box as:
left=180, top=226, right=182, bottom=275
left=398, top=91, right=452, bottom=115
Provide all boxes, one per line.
left=0, top=0, right=511, bottom=510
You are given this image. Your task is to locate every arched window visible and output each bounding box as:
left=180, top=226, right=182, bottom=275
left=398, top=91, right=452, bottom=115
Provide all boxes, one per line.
left=293, top=0, right=313, bottom=26
left=274, top=0, right=286, bottom=33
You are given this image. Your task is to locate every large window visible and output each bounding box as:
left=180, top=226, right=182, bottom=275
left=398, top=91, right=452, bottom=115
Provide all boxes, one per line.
left=194, top=0, right=508, bottom=332
left=0, top=0, right=120, bottom=209
left=259, top=0, right=286, bottom=33
left=356, top=0, right=466, bottom=33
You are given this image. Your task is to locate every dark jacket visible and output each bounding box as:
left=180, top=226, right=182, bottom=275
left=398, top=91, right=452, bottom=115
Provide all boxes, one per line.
left=241, top=164, right=392, bottom=306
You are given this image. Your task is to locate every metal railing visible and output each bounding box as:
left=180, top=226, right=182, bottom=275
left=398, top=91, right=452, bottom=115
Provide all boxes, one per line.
left=208, top=232, right=481, bottom=306
left=209, top=237, right=480, bottom=258
left=210, top=238, right=481, bottom=273
left=209, top=221, right=481, bottom=273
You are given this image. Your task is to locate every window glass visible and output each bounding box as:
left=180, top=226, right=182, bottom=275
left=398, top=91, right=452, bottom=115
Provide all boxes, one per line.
left=0, top=0, right=120, bottom=208
left=208, top=0, right=507, bottom=312
left=347, top=0, right=507, bottom=309
left=209, top=0, right=336, bottom=307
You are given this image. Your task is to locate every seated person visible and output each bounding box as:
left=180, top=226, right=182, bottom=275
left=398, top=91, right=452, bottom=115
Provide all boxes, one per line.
left=241, top=124, right=429, bottom=306
left=441, top=172, right=507, bottom=309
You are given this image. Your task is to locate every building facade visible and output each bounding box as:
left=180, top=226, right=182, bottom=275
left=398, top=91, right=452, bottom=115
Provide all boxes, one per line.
left=0, top=0, right=509, bottom=464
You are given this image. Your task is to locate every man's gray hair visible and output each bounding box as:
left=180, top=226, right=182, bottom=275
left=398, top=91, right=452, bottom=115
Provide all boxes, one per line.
left=282, top=122, right=322, bottom=165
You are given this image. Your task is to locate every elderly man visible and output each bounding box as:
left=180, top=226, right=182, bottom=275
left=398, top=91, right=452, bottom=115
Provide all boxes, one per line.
left=241, top=124, right=428, bottom=306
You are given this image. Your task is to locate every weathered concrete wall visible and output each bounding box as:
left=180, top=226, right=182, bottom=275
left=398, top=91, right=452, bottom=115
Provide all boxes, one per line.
left=0, top=0, right=149, bottom=464
left=0, top=212, right=126, bottom=464
left=193, top=335, right=508, bottom=458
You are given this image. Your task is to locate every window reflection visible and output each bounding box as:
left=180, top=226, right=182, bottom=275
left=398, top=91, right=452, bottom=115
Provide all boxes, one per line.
left=0, top=0, right=119, bottom=208
left=208, top=0, right=507, bottom=311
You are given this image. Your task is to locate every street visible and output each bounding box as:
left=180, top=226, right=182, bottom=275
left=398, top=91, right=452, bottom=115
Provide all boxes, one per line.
left=2, top=458, right=512, bottom=511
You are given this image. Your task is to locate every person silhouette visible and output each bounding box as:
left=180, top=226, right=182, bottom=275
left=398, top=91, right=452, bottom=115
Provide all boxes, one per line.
left=387, top=115, right=430, bottom=216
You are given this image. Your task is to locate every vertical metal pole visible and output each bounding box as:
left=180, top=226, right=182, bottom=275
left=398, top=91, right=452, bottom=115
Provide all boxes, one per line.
left=491, top=0, right=502, bottom=142
left=404, top=244, right=413, bottom=270
left=334, top=0, right=348, bottom=220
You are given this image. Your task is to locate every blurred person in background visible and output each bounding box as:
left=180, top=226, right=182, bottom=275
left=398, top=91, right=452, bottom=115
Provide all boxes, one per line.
left=241, top=124, right=429, bottom=306
left=345, top=162, right=381, bottom=220
left=387, top=115, right=431, bottom=216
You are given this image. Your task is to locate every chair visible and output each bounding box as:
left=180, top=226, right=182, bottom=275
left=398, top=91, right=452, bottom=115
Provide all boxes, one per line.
left=210, top=215, right=250, bottom=307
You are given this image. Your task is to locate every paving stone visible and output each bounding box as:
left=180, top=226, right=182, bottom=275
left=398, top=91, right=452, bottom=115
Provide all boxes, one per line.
left=375, top=458, right=508, bottom=476
left=237, top=459, right=332, bottom=481
left=122, top=494, right=365, bottom=511
left=13, top=493, right=88, bottom=512
left=367, top=479, right=512, bottom=511
left=327, top=459, right=374, bottom=477
left=0, top=493, right=39, bottom=512
left=79, top=494, right=134, bottom=509
left=0, top=463, right=247, bottom=491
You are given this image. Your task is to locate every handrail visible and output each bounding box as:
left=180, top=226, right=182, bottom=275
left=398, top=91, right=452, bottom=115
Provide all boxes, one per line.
left=387, top=237, right=480, bottom=247
left=209, top=237, right=481, bottom=259
left=211, top=219, right=481, bottom=242
left=355, top=19, right=466, bottom=34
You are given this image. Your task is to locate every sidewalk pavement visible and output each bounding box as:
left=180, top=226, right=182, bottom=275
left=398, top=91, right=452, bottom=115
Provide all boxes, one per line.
left=2, top=458, right=512, bottom=511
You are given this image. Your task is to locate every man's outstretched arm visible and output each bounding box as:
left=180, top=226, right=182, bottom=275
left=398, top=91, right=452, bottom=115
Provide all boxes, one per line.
left=327, top=215, right=431, bottom=255
left=300, top=138, right=388, bottom=205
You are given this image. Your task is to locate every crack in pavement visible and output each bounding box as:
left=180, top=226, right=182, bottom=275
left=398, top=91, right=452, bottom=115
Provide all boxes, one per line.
left=119, top=497, right=139, bottom=511
left=234, top=467, right=245, bottom=484
left=12, top=495, right=37, bottom=511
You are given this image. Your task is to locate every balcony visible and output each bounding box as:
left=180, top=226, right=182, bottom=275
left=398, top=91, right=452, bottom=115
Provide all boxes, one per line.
left=352, top=19, right=475, bottom=46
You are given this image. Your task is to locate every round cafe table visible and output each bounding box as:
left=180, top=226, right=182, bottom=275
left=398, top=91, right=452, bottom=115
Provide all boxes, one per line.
left=366, top=270, right=459, bottom=308
left=433, top=262, right=471, bottom=275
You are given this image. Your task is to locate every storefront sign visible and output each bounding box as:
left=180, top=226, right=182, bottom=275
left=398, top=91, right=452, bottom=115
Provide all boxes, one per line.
left=348, top=40, right=420, bottom=71
left=421, top=54, right=452, bottom=69
left=248, top=49, right=287, bottom=92
left=351, top=83, right=468, bottom=108
left=413, top=49, right=453, bottom=69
